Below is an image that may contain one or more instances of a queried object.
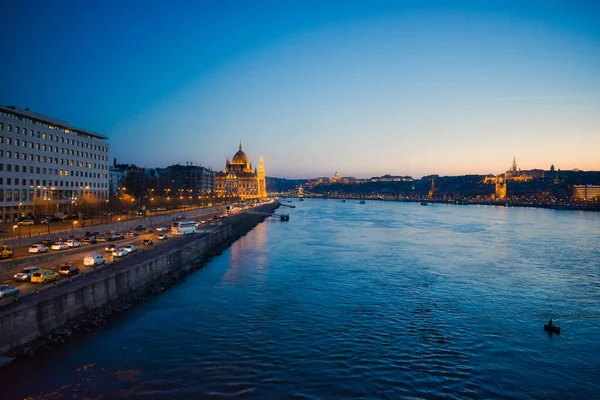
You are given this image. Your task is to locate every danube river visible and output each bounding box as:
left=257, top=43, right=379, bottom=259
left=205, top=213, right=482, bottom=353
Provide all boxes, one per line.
left=4, top=199, right=600, bottom=399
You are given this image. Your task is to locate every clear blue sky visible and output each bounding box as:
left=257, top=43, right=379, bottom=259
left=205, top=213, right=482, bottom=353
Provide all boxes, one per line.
left=2, top=0, right=599, bottom=178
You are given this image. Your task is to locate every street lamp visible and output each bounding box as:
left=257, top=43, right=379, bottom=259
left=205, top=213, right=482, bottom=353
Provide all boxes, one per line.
left=117, top=217, right=121, bottom=234
left=72, top=220, right=78, bottom=237
left=12, top=225, right=18, bottom=259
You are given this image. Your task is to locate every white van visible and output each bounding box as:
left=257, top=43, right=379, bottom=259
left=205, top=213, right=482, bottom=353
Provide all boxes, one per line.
left=83, top=254, right=105, bottom=267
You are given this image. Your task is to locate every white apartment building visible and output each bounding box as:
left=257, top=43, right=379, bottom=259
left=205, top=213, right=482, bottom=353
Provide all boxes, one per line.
left=0, top=106, right=110, bottom=222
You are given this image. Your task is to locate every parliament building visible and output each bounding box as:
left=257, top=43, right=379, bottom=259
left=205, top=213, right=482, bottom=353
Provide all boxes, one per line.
left=215, top=142, right=267, bottom=199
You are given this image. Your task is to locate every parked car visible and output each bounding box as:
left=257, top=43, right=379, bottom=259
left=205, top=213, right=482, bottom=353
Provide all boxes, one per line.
left=157, top=233, right=168, bottom=240
left=31, top=270, right=58, bottom=283
left=65, top=239, right=81, bottom=248
left=0, top=285, right=20, bottom=299
left=105, top=244, right=118, bottom=253
left=126, top=230, right=139, bottom=237
left=18, top=219, right=35, bottom=226
left=41, top=238, right=55, bottom=247
left=145, top=227, right=154, bottom=233
left=123, top=245, right=137, bottom=254
left=112, top=248, right=129, bottom=257
left=58, top=264, right=80, bottom=276
left=0, top=244, right=14, bottom=259
left=134, top=225, right=146, bottom=231
left=82, top=237, right=98, bottom=245
left=142, top=239, right=154, bottom=246
left=156, top=226, right=168, bottom=232
left=83, top=254, right=105, bottom=267
left=29, top=244, right=49, bottom=253
left=14, top=267, right=41, bottom=282
left=51, top=242, right=69, bottom=251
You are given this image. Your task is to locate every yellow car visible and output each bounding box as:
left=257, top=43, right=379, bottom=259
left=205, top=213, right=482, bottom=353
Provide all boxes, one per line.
left=31, top=270, right=59, bottom=284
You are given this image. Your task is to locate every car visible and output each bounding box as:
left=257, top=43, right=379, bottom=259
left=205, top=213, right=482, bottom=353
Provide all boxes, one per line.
left=134, top=225, right=146, bottom=231
left=157, top=233, right=168, bottom=240
left=14, top=267, right=41, bottom=282
left=82, top=236, right=98, bottom=245
left=126, top=230, right=139, bottom=236
left=105, top=244, right=118, bottom=253
left=83, top=254, right=105, bottom=266
left=65, top=239, right=81, bottom=248
left=96, top=235, right=109, bottom=242
left=0, top=244, right=14, bottom=259
left=0, top=285, right=20, bottom=299
left=145, top=227, right=154, bottom=233
left=142, top=239, right=154, bottom=246
left=31, top=270, right=59, bottom=283
left=18, top=219, right=35, bottom=226
left=29, top=244, right=49, bottom=253
left=112, top=248, right=129, bottom=257
left=41, top=238, right=55, bottom=247
left=51, top=242, right=69, bottom=251
left=156, top=226, right=168, bottom=232
left=58, top=264, right=80, bottom=276
left=113, top=233, right=125, bottom=240
left=123, top=245, right=137, bottom=254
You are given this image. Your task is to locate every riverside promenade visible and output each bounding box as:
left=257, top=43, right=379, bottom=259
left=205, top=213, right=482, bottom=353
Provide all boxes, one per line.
left=0, top=201, right=279, bottom=358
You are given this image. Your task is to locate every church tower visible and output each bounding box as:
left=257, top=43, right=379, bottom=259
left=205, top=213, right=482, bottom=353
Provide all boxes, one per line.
left=257, top=154, right=267, bottom=198
left=512, top=156, right=518, bottom=175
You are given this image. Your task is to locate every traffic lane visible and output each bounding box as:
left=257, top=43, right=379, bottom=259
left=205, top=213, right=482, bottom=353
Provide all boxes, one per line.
left=0, top=212, right=224, bottom=282
left=1, top=204, right=210, bottom=239
left=0, top=232, right=158, bottom=282
left=0, top=233, right=174, bottom=298
left=5, top=209, right=223, bottom=259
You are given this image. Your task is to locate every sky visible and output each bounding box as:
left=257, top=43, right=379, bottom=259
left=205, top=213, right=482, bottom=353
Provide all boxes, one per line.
left=1, top=0, right=599, bottom=179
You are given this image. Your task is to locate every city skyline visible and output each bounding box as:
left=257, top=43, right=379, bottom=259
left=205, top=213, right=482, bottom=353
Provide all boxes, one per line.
left=1, top=1, right=599, bottom=178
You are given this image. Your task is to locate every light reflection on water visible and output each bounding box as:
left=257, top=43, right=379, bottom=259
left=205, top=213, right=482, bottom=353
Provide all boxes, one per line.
left=4, top=199, right=600, bottom=399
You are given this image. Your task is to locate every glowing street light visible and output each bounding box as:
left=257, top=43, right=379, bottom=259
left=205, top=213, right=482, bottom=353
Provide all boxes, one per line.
left=117, top=217, right=121, bottom=234
left=72, top=220, right=78, bottom=237
left=12, top=225, right=18, bottom=258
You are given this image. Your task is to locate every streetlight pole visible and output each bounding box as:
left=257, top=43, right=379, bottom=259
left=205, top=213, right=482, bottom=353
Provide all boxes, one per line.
left=72, top=220, right=78, bottom=237
left=117, top=217, right=121, bottom=234
left=12, top=225, right=18, bottom=259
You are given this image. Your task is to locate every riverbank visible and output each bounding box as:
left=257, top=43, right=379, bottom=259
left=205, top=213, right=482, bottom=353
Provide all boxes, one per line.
left=0, top=201, right=279, bottom=360
left=300, top=196, right=600, bottom=212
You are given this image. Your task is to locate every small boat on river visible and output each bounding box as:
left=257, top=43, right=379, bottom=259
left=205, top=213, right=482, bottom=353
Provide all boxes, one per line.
left=421, top=201, right=428, bottom=206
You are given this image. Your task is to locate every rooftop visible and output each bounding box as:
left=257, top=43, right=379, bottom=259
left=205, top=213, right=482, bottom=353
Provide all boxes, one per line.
left=0, top=105, right=108, bottom=140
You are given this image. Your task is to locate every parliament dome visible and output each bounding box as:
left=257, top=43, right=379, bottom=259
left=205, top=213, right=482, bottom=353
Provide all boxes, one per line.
left=231, top=142, right=250, bottom=165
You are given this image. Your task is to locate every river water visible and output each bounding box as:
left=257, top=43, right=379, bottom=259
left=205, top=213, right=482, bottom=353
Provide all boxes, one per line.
left=4, top=199, right=600, bottom=399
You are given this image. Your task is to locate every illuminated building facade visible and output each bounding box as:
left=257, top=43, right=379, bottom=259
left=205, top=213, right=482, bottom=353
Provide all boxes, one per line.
left=215, top=142, right=267, bottom=199
left=0, top=106, right=109, bottom=222
left=573, top=185, right=600, bottom=201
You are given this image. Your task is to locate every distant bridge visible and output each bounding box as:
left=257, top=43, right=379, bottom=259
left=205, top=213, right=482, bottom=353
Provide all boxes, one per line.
left=270, top=186, right=322, bottom=198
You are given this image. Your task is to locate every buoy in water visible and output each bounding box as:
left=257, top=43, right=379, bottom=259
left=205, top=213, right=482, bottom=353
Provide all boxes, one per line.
left=544, top=319, right=561, bottom=334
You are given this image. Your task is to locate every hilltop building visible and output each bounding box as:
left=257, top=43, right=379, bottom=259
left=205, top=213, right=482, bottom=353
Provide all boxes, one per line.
left=215, top=142, right=267, bottom=199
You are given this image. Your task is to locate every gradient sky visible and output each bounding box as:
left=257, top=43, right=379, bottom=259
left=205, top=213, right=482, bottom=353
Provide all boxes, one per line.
left=1, top=0, right=599, bottom=179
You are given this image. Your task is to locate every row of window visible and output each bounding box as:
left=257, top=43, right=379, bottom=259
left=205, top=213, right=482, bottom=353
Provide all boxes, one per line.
left=0, top=136, right=108, bottom=161
left=0, top=118, right=107, bottom=151
left=0, top=177, right=107, bottom=189
left=0, top=188, right=107, bottom=202
left=0, top=150, right=108, bottom=169
left=0, top=163, right=106, bottom=179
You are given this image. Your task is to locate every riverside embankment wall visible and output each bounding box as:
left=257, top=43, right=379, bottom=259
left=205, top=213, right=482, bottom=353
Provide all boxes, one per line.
left=0, top=202, right=278, bottom=355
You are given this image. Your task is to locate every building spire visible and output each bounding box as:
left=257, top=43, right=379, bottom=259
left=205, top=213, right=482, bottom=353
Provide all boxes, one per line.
left=239, top=140, right=242, bottom=151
